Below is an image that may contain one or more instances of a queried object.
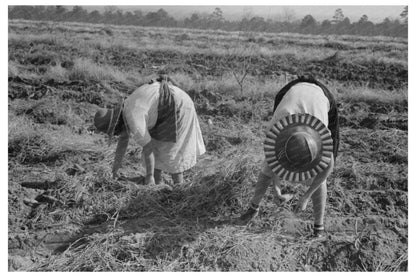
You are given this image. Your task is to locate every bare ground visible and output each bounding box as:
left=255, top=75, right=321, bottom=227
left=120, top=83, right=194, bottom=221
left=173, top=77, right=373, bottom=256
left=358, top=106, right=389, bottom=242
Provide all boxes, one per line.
left=8, top=21, right=408, bottom=271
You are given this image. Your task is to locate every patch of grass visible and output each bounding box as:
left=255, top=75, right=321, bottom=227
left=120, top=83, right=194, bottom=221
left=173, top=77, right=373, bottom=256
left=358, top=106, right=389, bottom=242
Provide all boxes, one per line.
left=45, top=63, right=68, bottom=81
left=334, top=85, right=407, bottom=104
left=10, top=97, right=86, bottom=131
left=8, top=60, right=20, bottom=77
left=68, top=58, right=127, bottom=83
left=8, top=113, right=56, bottom=164
left=8, top=33, right=59, bottom=47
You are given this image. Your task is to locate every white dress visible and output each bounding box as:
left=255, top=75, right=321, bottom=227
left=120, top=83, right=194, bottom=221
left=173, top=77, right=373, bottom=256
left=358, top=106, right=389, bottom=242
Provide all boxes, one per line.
left=270, top=82, right=330, bottom=127
left=122, top=82, right=206, bottom=173
left=262, top=82, right=330, bottom=178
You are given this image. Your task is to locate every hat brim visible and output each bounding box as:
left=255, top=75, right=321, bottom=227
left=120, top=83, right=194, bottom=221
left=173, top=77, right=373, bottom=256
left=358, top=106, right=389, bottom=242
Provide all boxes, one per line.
left=264, top=113, right=333, bottom=182
left=106, top=104, right=123, bottom=138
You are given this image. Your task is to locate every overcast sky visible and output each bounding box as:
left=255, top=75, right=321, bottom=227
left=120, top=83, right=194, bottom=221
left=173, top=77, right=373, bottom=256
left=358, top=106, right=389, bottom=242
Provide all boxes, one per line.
left=85, top=5, right=406, bottom=23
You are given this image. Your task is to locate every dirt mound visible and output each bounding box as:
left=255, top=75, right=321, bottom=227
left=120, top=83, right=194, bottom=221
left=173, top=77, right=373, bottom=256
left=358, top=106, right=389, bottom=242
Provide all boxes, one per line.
left=11, top=97, right=71, bottom=125
left=216, top=235, right=284, bottom=271
left=8, top=133, right=59, bottom=164
left=8, top=76, right=53, bottom=100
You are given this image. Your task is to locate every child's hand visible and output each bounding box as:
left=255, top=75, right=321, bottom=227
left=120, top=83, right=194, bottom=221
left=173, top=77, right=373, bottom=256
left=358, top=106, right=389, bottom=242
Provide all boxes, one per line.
left=274, top=193, right=294, bottom=206
left=271, top=184, right=293, bottom=206
left=294, top=195, right=309, bottom=214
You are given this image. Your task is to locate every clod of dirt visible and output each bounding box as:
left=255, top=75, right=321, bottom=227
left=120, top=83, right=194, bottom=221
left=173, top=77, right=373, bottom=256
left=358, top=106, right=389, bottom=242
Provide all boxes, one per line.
left=8, top=255, right=35, bottom=271
left=61, top=60, right=74, bottom=69
left=360, top=115, right=380, bottom=129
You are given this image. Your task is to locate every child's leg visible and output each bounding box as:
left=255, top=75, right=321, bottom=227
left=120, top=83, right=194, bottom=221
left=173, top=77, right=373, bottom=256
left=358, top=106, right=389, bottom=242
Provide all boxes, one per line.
left=311, top=179, right=327, bottom=227
left=309, top=155, right=333, bottom=235
left=249, top=161, right=276, bottom=206
left=250, top=171, right=272, bottom=206
left=154, top=169, right=162, bottom=185
left=171, top=172, right=184, bottom=184
left=239, top=164, right=272, bottom=222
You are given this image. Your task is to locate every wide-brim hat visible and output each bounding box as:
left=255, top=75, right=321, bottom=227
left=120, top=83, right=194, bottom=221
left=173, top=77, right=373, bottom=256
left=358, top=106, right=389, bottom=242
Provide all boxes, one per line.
left=94, top=104, right=123, bottom=138
left=264, top=113, right=333, bottom=182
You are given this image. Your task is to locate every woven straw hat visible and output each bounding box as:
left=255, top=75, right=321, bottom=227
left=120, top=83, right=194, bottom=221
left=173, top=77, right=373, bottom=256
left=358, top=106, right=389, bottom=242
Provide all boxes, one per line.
left=94, top=105, right=123, bottom=138
left=264, top=113, right=333, bottom=182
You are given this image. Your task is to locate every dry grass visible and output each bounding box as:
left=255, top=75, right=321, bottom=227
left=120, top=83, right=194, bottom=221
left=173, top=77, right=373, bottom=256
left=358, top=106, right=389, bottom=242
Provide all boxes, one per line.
left=9, top=20, right=408, bottom=70
left=334, top=85, right=407, bottom=104
left=8, top=19, right=408, bottom=272
left=45, top=63, right=68, bottom=80
left=68, top=58, right=127, bottom=83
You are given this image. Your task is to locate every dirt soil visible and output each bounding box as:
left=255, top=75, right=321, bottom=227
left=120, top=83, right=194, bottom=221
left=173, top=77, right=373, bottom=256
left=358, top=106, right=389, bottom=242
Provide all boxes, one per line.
left=8, top=22, right=408, bottom=271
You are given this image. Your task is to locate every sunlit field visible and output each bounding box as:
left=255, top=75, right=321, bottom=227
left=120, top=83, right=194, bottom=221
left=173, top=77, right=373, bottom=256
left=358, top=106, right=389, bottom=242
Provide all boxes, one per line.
left=8, top=19, right=407, bottom=271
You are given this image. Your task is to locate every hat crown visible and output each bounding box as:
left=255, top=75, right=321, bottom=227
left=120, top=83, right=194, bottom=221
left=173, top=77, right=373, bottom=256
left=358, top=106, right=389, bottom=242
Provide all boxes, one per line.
left=285, top=132, right=318, bottom=167
left=94, top=104, right=123, bottom=137
left=263, top=113, right=333, bottom=182
left=94, top=108, right=112, bottom=133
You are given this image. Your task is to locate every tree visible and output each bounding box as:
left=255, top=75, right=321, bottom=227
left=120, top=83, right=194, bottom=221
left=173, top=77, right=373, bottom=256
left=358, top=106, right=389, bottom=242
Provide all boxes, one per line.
left=208, top=7, right=225, bottom=29
left=132, top=10, right=144, bottom=25
left=144, top=9, right=175, bottom=27
left=185, top=13, right=200, bottom=27
left=190, top=13, right=200, bottom=22
left=335, top=17, right=351, bottom=34
left=300, top=14, right=318, bottom=33
left=51, top=5, right=67, bottom=21
left=356, top=15, right=374, bottom=35
left=7, top=5, right=408, bottom=38
left=88, top=10, right=102, bottom=23
left=400, top=6, right=408, bottom=24
left=281, top=7, right=296, bottom=22
left=321, top=19, right=332, bottom=28
left=103, top=6, right=120, bottom=24
left=104, top=5, right=118, bottom=14
left=221, top=44, right=257, bottom=96
left=239, top=8, right=254, bottom=32
left=358, top=14, right=368, bottom=23
left=67, top=6, right=88, bottom=22
left=249, top=16, right=267, bottom=32
left=210, top=7, right=224, bottom=22
left=332, top=8, right=344, bottom=24
left=9, top=6, right=33, bottom=19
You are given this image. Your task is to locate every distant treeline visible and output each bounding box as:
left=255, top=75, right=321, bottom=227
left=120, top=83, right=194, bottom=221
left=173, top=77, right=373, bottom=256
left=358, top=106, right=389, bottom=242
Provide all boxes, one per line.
left=8, top=6, right=408, bottom=38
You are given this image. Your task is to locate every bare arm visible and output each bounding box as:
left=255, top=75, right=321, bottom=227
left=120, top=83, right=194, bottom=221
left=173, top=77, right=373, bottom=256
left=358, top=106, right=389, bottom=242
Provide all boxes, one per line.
left=142, top=142, right=155, bottom=185
left=295, top=156, right=334, bottom=213
left=112, top=129, right=129, bottom=178
left=295, top=181, right=322, bottom=213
